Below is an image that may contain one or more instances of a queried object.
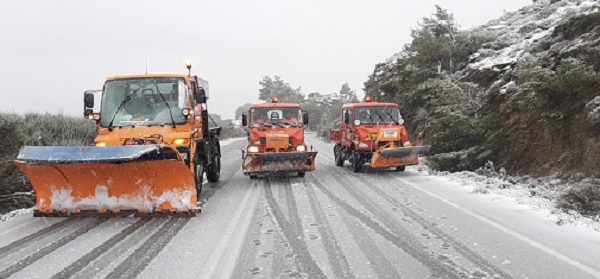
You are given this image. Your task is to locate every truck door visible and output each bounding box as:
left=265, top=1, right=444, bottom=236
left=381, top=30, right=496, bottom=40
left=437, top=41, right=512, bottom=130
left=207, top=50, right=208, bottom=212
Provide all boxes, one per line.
left=341, top=109, right=351, bottom=147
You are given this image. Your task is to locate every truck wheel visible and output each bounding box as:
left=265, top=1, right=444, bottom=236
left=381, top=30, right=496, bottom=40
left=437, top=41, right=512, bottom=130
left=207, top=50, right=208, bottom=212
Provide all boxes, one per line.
left=206, top=155, right=221, bottom=182
left=395, top=166, right=406, bottom=172
left=298, top=172, right=305, bottom=177
left=351, top=149, right=362, bottom=173
left=250, top=174, right=258, bottom=179
left=194, top=159, right=204, bottom=195
left=334, top=145, right=344, bottom=167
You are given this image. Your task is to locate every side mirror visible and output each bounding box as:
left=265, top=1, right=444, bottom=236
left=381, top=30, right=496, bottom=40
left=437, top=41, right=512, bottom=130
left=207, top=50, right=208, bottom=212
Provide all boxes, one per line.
left=83, top=90, right=96, bottom=118
left=303, top=111, right=309, bottom=125
left=196, top=87, right=207, bottom=103
left=242, top=113, right=248, bottom=126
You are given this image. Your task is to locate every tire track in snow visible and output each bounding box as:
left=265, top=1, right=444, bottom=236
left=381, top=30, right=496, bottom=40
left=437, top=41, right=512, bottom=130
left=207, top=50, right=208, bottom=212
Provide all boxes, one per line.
left=0, top=218, right=76, bottom=260
left=197, top=140, right=244, bottom=207
left=331, top=171, right=474, bottom=277
left=0, top=218, right=107, bottom=278
left=51, top=218, right=152, bottom=279
left=303, top=179, right=356, bottom=279
left=107, top=218, right=190, bottom=279
left=358, top=172, right=513, bottom=278
left=263, top=180, right=326, bottom=278
left=321, top=146, right=511, bottom=278
left=309, top=176, right=458, bottom=279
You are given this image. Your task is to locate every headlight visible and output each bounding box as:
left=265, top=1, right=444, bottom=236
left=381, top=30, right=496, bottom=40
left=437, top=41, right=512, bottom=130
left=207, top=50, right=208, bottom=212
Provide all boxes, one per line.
left=95, top=142, right=106, bottom=147
left=358, top=142, right=369, bottom=148
left=404, top=141, right=412, bottom=147
left=248, top=146, right=259, bottom=153
left=172, top=138, right=189, bottom=146
left=296, top=145, right=306, bottom=152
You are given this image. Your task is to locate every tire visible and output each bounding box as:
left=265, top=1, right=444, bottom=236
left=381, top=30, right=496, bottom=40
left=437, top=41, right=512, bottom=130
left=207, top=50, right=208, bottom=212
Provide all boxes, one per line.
left=206, top=155, right=221, bottom=182
left=395, top=166, right=406, bottom=172
left=334, top=145, right=344, bottom=167
left=249, top=174, right=258, bottom=179
left=194, top=158, right=204, bottom=195
left=351, top=149, right=362, bottom=173
left=298, top=172, right=305, bottom=177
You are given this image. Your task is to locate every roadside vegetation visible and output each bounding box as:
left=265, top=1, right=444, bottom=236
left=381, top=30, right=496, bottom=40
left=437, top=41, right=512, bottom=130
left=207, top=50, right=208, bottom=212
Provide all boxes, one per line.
left=0, top=112, right=96, bottom=214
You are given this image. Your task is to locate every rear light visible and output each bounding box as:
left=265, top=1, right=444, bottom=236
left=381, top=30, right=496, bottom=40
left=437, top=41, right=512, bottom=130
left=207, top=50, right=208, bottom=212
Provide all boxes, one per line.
left=296, top=145, right=306, bottom=152
left=95, top=142, right=106, bottom=147
left=248, top=146, right=259, bottom=153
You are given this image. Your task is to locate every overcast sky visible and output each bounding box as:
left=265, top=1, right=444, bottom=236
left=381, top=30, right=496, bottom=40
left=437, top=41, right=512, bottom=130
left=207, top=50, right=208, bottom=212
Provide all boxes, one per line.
left=0, top=0, right=529, bottom=119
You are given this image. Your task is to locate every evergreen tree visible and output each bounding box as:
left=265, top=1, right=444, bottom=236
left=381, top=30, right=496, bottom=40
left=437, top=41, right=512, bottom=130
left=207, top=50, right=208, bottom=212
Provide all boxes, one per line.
left=258, top=76, right=304, bottom=103
left=408, top=5, right=459, bottom=73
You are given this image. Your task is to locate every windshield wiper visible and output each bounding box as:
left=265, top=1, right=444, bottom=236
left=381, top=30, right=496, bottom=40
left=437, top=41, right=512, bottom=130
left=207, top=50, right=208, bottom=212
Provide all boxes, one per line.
left=384, top=110, right=399, bottom=125
left=108, top=95, right=132, bottom=130
left=373, top=111, right=385, bottom=124
left=153, top=80, right=176, bottom=128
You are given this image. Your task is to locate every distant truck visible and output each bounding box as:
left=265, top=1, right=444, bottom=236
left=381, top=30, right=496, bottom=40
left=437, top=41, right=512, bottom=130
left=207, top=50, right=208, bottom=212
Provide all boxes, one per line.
left=330, top=97, right=427, bottom=172
left=241, top=98, right=317, bottom=178
left=15, top=62, right=220, bottom=217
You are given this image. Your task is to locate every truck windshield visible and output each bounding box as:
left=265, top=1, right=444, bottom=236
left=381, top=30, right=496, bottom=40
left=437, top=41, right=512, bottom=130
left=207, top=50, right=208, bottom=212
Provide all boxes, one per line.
left=100, top=78, right=187, bottom=127
left=250, top=107, right=302, bottom=127
left=354, top=106, right=401, bottom=124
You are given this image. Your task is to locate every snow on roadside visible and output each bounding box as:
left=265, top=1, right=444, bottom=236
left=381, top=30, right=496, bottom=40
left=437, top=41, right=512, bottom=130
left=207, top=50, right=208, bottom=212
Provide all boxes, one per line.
left=0, top=207, right=33, bottom=222
left=429, top=162, right=600, bottom=232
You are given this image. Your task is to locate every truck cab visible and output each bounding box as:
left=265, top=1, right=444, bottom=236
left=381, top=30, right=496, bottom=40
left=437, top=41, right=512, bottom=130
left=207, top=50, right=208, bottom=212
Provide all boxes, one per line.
left=241, top=98, right=317, bottom=178
left=331, top=97, right=427, bottom=172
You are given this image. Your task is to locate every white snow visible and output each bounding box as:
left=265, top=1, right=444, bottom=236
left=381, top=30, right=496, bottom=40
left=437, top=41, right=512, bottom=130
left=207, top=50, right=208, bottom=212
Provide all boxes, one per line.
left=48, top=184, right=195, bottom=212
left=0, top=207, right=34, bottom=222
left=431, top=168, right=600, bottom=232
left=468, top=0, right=600, bottom=71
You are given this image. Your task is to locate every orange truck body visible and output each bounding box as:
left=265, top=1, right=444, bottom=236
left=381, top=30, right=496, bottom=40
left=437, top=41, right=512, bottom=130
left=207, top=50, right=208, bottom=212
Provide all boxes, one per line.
left=15, top=69, right=221, bottom=217
left=330, top=99, right=428, bottom=172
left=241, top=99, right=317, bottom=178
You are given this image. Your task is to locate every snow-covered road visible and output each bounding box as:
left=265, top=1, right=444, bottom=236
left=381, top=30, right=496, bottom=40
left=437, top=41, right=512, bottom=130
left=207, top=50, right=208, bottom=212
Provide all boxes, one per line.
left=1, top=134, right=599, bottom=278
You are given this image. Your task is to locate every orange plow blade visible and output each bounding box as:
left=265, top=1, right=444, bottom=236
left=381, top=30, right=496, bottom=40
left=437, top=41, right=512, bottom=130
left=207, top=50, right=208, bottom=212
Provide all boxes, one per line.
left=242, top=151, right=317, bottom=175
left=371, top=146, right=428, bottom=169
left=14, top=145, right=198, bottom=217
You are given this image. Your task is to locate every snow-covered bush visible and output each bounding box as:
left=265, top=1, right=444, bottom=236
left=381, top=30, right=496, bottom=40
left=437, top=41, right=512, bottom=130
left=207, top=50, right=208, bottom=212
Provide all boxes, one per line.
left=427, top=112, right=505, bottom=172
left=553, top=12, right=600, bottom=40
left=558, top=181, right=600, bottom=216
left=0, top=112, right=96, bottom=214
left=586, top=96, right=600, bottom=125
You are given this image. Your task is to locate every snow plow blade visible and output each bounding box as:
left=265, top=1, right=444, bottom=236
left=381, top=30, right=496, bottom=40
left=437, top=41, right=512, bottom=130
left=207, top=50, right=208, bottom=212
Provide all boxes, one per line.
left=371, top=146, right=428, bottom=169
left=14, top=145, right=198, bottom=217
left=243, top=151, right=317, bottom=174
left=379, top=146, right=428, bottom=158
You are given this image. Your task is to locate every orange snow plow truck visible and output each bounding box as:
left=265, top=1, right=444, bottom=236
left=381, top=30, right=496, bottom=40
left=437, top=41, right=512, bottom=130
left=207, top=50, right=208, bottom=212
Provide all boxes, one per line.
left=330, top=97, right=428, bottom=172
left=14, top=63, right=221, bottom=217
left=241, top=98, right=317, bottom=178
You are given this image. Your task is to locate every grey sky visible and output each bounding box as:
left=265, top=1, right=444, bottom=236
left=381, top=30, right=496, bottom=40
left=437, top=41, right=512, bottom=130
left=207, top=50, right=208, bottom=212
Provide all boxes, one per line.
left=0, top=0, right=528, bottom=119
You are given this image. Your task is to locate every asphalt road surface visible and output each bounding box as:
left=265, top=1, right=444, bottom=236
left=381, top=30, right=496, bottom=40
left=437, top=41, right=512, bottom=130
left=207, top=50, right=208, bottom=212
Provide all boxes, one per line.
left=1, top=133, right=599, bottom=278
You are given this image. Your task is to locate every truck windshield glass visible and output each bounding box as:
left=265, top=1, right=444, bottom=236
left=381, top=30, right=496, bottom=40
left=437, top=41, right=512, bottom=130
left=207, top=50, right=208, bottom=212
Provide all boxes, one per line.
left=250, top=107, right=302, bottom=127
left=100, top=78, right=187, bottom=127
left=354, top=106, right=401, bottom=124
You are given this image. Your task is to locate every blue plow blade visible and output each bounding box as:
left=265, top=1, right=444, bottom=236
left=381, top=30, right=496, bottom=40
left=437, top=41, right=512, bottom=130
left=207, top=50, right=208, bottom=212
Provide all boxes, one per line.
left=15, top=145, right=163, bottom=165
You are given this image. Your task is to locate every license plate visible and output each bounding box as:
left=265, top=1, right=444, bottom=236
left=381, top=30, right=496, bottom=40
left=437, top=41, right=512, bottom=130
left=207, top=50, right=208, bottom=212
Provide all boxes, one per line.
left=384, top=131, right=398, bottom=138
